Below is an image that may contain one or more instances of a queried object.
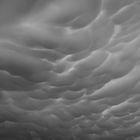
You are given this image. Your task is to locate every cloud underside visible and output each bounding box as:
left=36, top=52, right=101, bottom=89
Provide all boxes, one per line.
left=0, top=0, right=140, bottom=140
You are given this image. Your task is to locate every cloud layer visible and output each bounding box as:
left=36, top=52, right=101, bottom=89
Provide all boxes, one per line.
left=0, top=0, right=140, bottom=140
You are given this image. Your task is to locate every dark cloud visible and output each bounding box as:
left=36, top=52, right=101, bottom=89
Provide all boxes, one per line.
left=0, top=0, right=140, bottom=140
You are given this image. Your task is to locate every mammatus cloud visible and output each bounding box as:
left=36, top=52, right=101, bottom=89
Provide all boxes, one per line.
left=1, top=0, right=140, bottom=140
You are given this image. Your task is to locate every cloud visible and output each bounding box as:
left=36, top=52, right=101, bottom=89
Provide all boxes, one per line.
left=0, top=0, right=140, bottom=140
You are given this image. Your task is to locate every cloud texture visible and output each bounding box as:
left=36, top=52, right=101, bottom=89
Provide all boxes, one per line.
left=0, top=0, right=140, bottom=140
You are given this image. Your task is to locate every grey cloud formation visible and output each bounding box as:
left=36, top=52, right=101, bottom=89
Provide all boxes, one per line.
left=0, top=0, right=140, bottom=140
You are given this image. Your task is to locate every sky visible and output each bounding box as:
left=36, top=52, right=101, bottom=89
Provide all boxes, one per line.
left=0, top=0, right=140, bottom=140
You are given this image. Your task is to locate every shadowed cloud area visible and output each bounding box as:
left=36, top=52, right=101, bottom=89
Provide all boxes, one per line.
left=0, top=0, right=140, bottom=140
